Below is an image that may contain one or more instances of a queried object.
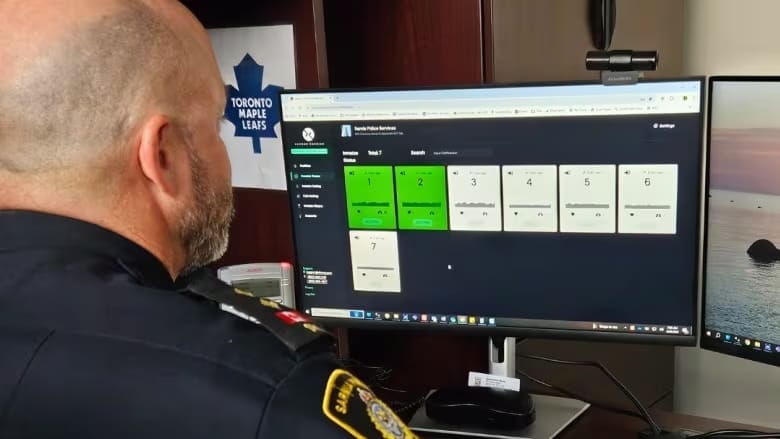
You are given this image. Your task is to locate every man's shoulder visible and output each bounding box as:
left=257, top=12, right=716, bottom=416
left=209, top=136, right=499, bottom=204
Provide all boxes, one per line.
left=130, top=272, right=337, bottom=384
left=1, top=261, right=335, bottom=385
left=183, top=268, right=334, bottom=356
left=0, top=267, right=422, bottom=438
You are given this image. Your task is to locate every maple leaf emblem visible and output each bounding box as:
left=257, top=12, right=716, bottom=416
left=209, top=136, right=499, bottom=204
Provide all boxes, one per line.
left=224, top=54, right=283, bottom=154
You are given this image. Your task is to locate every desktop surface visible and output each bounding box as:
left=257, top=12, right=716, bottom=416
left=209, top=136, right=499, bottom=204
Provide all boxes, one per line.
left=417, top=405, right=770, bottom=439
left=558, top=406, right=767, bottom=439
left=280, top=80, right=703, bottom=343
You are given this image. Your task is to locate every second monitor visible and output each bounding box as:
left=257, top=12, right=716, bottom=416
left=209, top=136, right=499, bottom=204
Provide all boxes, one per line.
left=281, top=79, right=704, bottom=343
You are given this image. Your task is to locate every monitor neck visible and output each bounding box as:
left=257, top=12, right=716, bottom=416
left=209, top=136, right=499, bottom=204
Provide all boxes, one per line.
left=489, top=336, right=517, bottom=378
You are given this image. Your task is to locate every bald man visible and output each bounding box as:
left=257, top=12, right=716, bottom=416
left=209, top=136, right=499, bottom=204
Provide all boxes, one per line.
left=0, top=1, right=417, bottom=438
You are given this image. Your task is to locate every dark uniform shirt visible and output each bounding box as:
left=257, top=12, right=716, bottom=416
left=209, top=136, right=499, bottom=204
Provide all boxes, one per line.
left=0, top=211, right=417, bottom=439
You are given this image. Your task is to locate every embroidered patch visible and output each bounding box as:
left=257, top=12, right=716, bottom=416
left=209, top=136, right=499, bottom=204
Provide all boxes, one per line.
left=275, top=310, right=311, bottom=325
left=259, top=297, right=281, bottom=310
left=322, top=369, right=418, bottom=439
left=303, top=322, right=323, bottom=333
left=233, top=287, right=282, bottom=310
left=233, top=288, right=254, bottom=298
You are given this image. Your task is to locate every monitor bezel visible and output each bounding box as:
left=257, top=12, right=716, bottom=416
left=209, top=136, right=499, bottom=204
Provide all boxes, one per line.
left=279, top=77, right=705, bottom=346
left=701, top=75, right=780, bottom=365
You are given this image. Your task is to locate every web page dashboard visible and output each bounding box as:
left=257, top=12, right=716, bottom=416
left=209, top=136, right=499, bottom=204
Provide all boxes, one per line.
left=280, top=80, right=702, bottom=339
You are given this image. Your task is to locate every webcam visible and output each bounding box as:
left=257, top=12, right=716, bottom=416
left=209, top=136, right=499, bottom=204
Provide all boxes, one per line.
left=587, top=0, right=658, bottom=85
left=585, top=50, right=658, bottom=85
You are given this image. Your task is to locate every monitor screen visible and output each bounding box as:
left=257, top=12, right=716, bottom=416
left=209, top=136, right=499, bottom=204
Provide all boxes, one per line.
left=280, top=79, right=703, bottom=343
left=703, top=77, right=780, bottom=365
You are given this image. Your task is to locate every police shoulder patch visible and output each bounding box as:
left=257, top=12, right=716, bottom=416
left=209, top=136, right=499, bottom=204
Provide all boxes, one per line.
left=322, top=369, right=418, bottom=439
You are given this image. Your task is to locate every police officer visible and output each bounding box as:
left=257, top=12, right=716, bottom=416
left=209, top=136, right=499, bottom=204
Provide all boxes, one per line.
left=0, top=1, right=416, bottom=438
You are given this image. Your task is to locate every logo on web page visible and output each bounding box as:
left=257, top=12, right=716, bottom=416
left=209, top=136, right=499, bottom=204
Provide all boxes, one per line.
left=302, top=127, right=316, bottom=142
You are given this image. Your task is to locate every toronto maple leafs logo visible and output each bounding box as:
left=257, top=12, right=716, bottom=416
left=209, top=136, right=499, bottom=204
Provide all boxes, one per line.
left=224, top=54, right=282, bottom=154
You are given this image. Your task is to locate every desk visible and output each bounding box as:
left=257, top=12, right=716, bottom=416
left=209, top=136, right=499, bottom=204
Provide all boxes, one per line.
left=559, top=408, right=768, bottom=439
left=421, top=407, right=768, bottom=438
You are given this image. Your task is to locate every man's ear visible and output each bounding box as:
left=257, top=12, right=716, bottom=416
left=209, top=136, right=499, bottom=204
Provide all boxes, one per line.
left=137, top=114, right=181, bottom=197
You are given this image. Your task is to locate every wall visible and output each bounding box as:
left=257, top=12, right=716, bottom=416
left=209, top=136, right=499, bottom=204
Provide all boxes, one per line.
left=323, top=0, right=484, bottom=87
left=490, top=0, right=683, bottom=82
left=675, top=0, right=780, bottom=429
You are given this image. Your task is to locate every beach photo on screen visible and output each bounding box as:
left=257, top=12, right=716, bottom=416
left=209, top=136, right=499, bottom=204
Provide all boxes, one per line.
left=706, top=81, right=780, bottom=344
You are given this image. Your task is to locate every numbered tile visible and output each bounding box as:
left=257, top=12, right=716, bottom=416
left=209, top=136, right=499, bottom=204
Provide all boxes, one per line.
left=502, top=165, right=558, bottom=232
left=447, top=165, right=502, bottom=231
left=618, top=164, right=678, bottom=234
left=395, top=166, right=449, bottom=230
left=343, top=166, right=397, bottom=230
left=559, top=165, right=616, bottom=233
left=349, top=231, right=402, bottom=293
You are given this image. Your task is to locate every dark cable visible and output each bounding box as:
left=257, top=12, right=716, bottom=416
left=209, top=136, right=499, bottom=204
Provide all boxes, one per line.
left=515, top=368, right=647, bottom=422
left=517, top=353, right=662, bottom=435
left=390, top=396, right=427, bottom=415
left=688, top=430, right=780, bottom=439
left=647, top=389, right=673, bottom=409
left=516, top=354, right=780, bottom=439
left=341, top=358, right=407, bottom=392
left=375, top=385, right=409, bottom=394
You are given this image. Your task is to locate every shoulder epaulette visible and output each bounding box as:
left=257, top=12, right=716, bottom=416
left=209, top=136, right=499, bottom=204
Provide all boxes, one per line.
left=182, top=269, right=333, bottom=353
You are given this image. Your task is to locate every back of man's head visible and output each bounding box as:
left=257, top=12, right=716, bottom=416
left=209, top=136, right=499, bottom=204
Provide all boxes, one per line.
left=1, top=1, right=179, bottom=177
left=0, top=0, right=234, bottom=278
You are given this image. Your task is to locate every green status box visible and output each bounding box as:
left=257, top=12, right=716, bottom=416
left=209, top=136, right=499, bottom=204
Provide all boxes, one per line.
left=344, top=166, right=397, bottom=229
left=395, top=166, right=448, bottom=230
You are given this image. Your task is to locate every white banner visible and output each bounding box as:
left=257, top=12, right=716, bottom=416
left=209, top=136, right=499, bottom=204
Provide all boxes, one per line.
left=208, top=25, right=296, bottom=190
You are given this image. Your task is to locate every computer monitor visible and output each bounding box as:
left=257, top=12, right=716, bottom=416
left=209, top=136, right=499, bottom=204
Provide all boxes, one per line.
left=702, top=76, right=780, bottom=366
left=280, top=79, right=703, bottom=345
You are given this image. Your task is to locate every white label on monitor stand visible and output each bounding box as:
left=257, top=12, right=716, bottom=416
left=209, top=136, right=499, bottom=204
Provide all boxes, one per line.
left=467, top=372, right=521, bottom=392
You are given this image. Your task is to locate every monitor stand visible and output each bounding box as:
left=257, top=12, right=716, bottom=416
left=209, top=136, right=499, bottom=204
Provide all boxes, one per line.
left=408, top=337, right=590, bottom=439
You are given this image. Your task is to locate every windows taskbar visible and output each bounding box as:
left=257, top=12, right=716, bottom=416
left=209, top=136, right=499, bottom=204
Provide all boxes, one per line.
left=306, top=307, right=694, bottom=336
left=704, top=328, right=780, bottom=355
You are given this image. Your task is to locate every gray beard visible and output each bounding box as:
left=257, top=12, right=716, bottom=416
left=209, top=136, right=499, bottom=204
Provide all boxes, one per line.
left=177, top=147, right=235, bottom=275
